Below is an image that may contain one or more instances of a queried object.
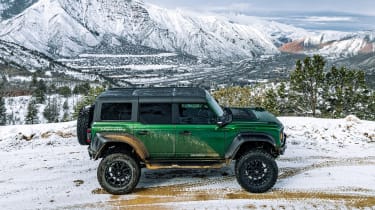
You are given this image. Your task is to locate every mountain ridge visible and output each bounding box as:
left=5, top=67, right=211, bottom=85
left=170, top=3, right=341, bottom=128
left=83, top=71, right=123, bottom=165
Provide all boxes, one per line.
left=0, top=0, right=290, bottom=60
left=0, top=0, right=374, bottom=61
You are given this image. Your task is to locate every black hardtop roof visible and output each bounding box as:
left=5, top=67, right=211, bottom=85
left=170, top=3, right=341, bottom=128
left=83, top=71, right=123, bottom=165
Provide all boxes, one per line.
left=97, top=87, right=208, bottom=99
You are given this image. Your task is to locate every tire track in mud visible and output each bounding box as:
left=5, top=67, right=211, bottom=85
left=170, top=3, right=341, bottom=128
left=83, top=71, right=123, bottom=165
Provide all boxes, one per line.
left=72, top=156, right=375, bottom=209
left=82, top=187, right=375, bottom=210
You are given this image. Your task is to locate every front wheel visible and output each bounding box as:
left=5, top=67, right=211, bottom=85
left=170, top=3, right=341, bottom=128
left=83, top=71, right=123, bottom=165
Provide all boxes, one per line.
left=97, top=153, right=140, bottom=195
left=235, top=151, right=278, bottom=193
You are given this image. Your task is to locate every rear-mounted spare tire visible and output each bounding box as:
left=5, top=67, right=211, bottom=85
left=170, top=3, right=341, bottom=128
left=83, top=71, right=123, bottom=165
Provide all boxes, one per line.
left=77, top=105, right=94, bottom=145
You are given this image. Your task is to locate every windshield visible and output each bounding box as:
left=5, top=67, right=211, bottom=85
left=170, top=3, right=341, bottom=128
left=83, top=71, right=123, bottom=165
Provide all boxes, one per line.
left=205, top=91, right=224, bottom=117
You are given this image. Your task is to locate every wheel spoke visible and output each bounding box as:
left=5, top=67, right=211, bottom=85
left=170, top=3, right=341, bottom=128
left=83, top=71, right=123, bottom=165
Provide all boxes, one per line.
left=105, top=160, right=132, bottom=188
left=244, top=159, right=270, bottom=186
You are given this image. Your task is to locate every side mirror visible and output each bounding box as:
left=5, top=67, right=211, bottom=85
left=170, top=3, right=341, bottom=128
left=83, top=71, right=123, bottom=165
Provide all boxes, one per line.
left=217, top=108, right=232, bottom=127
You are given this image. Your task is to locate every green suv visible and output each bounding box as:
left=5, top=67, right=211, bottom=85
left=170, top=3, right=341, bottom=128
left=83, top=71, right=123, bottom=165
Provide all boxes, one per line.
left=77, top=87, right=286, bottom=194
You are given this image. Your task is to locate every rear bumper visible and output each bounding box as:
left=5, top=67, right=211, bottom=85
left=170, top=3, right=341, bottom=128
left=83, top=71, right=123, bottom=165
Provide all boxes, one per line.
left=88, top=146, right=95, bottom=159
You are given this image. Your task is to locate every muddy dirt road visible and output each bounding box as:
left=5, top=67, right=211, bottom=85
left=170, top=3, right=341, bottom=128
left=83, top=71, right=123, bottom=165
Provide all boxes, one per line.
left=69, top=156, right=375, bottom=209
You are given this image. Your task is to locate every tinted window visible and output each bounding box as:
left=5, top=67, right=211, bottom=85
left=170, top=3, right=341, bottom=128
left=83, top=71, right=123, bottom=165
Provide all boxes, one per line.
left=177, top=103, right=216, bottom=124
left=139, top=103, right=172, bottom=124
left=230, top=108, right=257, bottom=121
left=101, top=103, right=132, bottom=121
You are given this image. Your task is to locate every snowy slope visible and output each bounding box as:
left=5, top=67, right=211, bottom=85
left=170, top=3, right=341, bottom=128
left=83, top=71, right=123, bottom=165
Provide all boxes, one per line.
left=0, top=0, right=99, bottom=57
left=145, top=5, right=278, bottom=59
left=0, top=0, right=37, bottom=20
left=0, top=39, right=103, bottom=82
left=0, top=116, right=374, bottom=209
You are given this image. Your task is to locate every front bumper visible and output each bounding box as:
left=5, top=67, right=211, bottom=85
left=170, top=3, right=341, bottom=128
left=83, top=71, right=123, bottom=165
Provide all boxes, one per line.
left=278, top=134, right=287, bottom=155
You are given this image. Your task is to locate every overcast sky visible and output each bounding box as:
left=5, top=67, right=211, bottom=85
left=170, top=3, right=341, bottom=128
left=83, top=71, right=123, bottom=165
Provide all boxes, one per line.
left=144, top=0, right=375, bottom=31
left=144, top=0, right=375, bottom=16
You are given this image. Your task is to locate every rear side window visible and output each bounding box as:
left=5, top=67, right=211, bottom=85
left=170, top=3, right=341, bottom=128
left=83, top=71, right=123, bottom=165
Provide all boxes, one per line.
left=139, top=103, right=172, bottom=124
left=101, top=103, right=132, bottom=121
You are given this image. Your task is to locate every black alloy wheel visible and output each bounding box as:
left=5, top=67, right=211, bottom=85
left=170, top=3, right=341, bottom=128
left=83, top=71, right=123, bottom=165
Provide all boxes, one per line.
left=235, top=150, right=278, bottom=193
left=97, top=153, right=140, bottom=194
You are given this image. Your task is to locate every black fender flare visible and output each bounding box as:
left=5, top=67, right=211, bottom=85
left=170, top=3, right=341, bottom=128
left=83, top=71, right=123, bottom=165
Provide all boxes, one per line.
left=90, top=132, right=149, bottom=160
left=225, top=132, right=276, bottom=159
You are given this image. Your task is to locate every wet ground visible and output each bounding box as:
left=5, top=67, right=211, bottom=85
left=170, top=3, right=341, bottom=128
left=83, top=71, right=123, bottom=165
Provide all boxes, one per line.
left=68, top=156, right=375, bottom=210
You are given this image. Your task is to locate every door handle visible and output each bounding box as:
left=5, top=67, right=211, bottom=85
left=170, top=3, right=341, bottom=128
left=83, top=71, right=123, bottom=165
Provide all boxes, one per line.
left=179, top=131, right=192, bottom=136
left=137, top=130, right=149, bottom=135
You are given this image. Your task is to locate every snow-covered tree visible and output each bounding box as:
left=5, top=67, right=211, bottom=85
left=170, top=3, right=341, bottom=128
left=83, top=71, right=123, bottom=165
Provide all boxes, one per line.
left=57, top=86, right=72, bottom=97
left=276, top=82, right=292, bottom=114
left=25, top=98, right=39, bottom=124
left=33, top=79, right=47, bottom=104
left=73, top=82, right=90, bottom=95
left=0, top=97, right=6, bottom=125
left=62, top=99, right=70, bottom=122
left=262, top=89, right=279, bottom=116
left=323, top=66, right=369, bottom=118
left=290, top=55, right=325, bottom=116
left=73, top=86, right=105, bottom=119
left=43, top=97, right=60, bottom=123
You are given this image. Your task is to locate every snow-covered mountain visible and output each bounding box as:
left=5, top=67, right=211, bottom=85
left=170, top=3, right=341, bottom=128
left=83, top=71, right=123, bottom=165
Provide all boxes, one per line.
left=0, top=0, right=282, bottom=60
left=1, top=0, right=374, bottom=61
left=279, top=30, right=375, bottom=58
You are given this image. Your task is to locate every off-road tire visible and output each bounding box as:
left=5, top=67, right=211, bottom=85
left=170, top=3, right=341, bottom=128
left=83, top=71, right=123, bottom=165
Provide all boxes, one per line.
left=97, top=153, right=141, bottom=195
left=77, top=105, right=94, bottom=145
left=235, top=150, right=278, bottom=193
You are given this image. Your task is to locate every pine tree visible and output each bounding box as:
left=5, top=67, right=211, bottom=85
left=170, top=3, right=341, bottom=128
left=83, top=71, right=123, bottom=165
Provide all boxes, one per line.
left=0, top=97, right=6, bottom=125
left=290, top=55, right=325, bottom=116
left=73, top=82, right=90, bottom=95
left=33, top=79, right=47, bottom=104
left=276, top=82, right=290, bottom=114
left=262, top=89, right=280, bottom=116
left=323, top=66, right=369, bottom=118
left=30, top=73, right=38, bottom=88
left=25, top=98, right=39, bottom=124
left=62, top=99, right=70, bottom=122
left=367, top=91, right=375, bottom=120
left=57, top=86, right=72, bottom=97
left=73, top=86, right=105, bottom=119
left=43, top=97, right=60, bottom=123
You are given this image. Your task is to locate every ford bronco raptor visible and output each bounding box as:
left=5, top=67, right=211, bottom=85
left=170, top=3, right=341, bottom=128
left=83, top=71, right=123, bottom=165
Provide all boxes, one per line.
left=77, top=87, right=286, bottom=194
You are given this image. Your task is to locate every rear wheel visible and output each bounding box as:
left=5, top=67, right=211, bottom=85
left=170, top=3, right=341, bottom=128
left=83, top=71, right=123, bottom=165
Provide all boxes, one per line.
left=97, top=153, right=140, bottom=195
left=77, top=105, right=94, bottom=145
left=235, top=150, right=278, bottom=193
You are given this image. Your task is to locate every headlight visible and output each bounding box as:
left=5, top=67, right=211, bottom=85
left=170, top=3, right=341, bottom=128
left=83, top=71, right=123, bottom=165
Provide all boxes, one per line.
left=280, top=130, right=284, bottom=144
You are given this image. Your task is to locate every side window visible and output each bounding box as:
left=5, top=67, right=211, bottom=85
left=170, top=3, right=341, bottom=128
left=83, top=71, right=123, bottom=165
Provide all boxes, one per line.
left=101, top=103, right=132, bottom=121
left=231, top=108, right=257, bottom=121
left=139, top=103, right=172, bottom=124
left=177, top=103, right=216, bottom=124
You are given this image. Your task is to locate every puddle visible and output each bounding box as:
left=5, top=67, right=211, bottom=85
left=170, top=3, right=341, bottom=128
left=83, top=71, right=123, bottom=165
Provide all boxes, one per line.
left=97, top=186, right=375, bottom=209
left=87, top=180, right=375, bottom=209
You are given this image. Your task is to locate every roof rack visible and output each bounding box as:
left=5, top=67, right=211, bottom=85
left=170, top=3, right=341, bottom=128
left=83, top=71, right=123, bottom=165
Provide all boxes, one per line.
left=98, top=87, right=207, bottom=98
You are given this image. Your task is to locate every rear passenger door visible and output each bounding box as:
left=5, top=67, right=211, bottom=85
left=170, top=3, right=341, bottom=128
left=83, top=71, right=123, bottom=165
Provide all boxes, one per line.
left=133, top=102, right=175, bottom=158
left=95, top=100, right=136, bottom=136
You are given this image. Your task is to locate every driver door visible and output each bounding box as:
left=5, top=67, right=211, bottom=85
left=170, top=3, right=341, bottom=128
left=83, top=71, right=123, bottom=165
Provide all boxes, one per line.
left=174, top=103, right=226, bottom=159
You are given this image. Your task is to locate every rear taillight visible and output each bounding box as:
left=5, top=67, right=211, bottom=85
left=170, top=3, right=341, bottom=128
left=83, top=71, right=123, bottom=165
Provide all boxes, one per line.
left=86, top=128, right=92, bottom=143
